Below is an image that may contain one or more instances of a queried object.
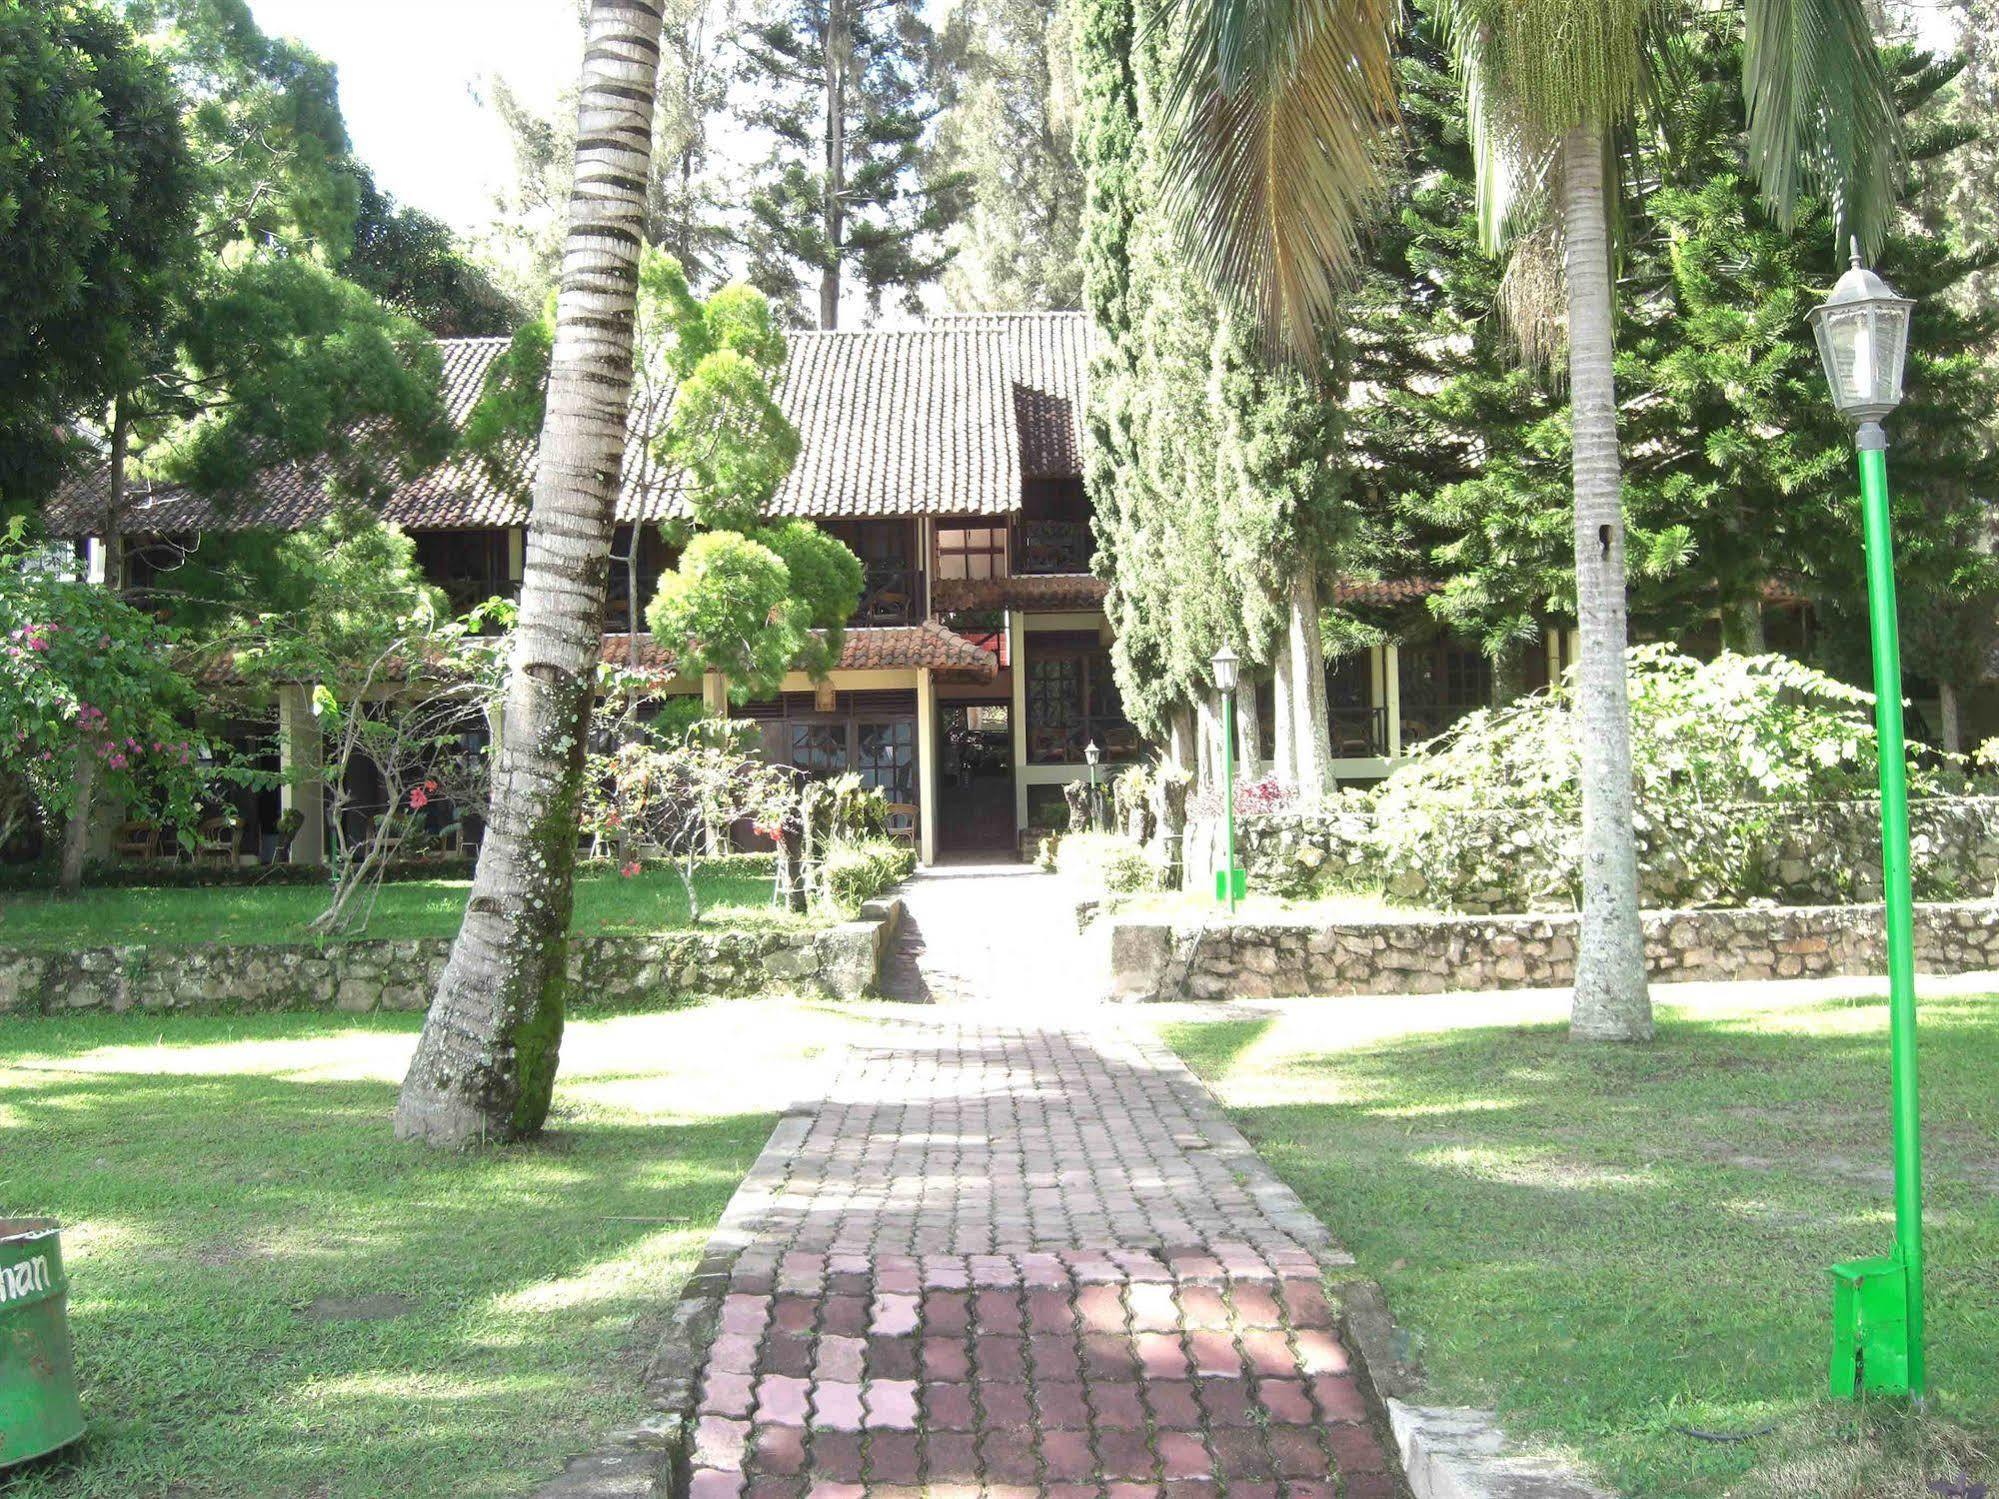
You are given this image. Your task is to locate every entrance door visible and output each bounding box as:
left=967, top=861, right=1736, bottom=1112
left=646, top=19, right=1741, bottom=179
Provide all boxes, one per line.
left=937, top=703, right=1015, bottom=854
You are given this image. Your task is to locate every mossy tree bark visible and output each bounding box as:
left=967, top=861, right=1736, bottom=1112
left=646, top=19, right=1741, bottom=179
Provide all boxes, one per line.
left=1560, top=126, right=1653, bottom=1044
left=395, top=0, right=667, bottom=1146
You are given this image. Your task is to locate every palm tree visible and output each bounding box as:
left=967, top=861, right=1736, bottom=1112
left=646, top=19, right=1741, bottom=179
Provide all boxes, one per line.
left=1165, top=0, right=1900, bottom=1042
left=395, top=0, right=668, bottom=1146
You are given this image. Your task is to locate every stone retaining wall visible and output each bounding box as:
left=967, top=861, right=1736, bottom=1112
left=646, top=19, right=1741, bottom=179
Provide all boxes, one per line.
left=1184, top=797, right=1999, bottom=912
left=0, top=898, right=902, bottom=1017
left=1108, top=899, right=1999, bottom=1002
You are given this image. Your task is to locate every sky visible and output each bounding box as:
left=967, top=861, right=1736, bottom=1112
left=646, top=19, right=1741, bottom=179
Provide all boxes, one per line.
left=247, top=0, right=584, bottom=233
left=250, top=0, right=1966, bottom=237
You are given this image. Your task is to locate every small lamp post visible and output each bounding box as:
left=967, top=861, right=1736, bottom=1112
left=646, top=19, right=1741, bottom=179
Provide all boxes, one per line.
left=1212, top=645, right=1244, bottom=912
left=1085, top=739, right=1102, bottom=832
left=1811, top=242, right=1925, bottom=1403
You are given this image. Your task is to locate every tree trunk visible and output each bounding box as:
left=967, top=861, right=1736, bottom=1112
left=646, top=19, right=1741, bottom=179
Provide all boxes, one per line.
left=1940, top=680, right=1962, bottom=756
left=819, top=0, right=848, bottom=330
left=1196, top=690, right=1223, bottom=791
left=1271, top=632, right=1298, bottom=785
left=1720, top=597, right=1766, bottom=654
left=1167, top=704, right=1195, bottom=777
left=1491, top=647, right=1523, bottom=708
left=1235, top=674, right=1262, bottom=782
left=104, top=397, right=130, bottom=596
left=58, top=752, right=95, bottom=897
left=395, top=0, right=666, bottom=1147
left=1285, top=570, right=1333, bottom=803
left=1560, top=125, right=1653, bottom=1043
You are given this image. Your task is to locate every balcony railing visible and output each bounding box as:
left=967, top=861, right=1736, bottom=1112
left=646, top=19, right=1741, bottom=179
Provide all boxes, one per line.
left=851, top=566, right=925, bottom=628
left=1327, top=705, right=1389, bottom=760
left=1017, top=521, right=1095, bottom=575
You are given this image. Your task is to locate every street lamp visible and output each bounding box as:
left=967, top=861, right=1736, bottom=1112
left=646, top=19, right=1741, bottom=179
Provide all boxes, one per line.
left=1085, top=739, right=1102, bottom=832
left=1811, top=242, right=1925, bottom=1403
left=1212, top=645, right=1244, bottom=912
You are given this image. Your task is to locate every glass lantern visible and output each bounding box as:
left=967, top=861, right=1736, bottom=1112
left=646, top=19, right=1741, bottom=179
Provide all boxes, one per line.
left=1808, top=242, right=1915, bottom=423
left=1211, top=644, right=1240, bottom=694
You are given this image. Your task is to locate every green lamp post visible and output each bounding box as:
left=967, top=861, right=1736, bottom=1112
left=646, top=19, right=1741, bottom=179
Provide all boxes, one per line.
left=1212, top=645, right=1245, bottom=911
left=1810, top=243, right=1926, bottom=1403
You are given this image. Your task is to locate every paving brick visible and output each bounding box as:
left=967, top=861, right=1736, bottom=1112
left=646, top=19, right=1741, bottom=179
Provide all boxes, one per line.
left=1089, top=1381, right=1146, bottom=1430
left=1157, top=1431, right=1214, bottom=1480
left=689, top=1468, right=745, bottom=1499
left=1256, top=1378, right=1315, bottom=1425
left=749, top=1423, right=806, bottom=1475
left=700, top=1369, right=755, bottom=1419
left=1268, top=1428, right=1331, bottom=1479
left=1325, top=1424, right=1389, bottom=1474
left=1097, top=1428, right=1158, bottom=1482
left=1144, top=1379, right=1201, bottom=1428
left=1128, top=1281, right=1180, bottom=1332
left=809, top=1381, right=863, bottom=1432
left=1135, top=1331, right=1191, bottom=1379
left=865, top=1335, right=919, bottom=1380
left=1077, top=1284, right=1126, bottom=1333
left=817, top=1295, right=868, bottom=1337
left=1291, top=1329, right=1349, bottom=1376
left=974, top=1334, right=1028, bottom=1381
left=1309, top=1373, right=1367, bottom=1424
left=871, top=1292, right=920, bottom=1336
left=695, top=1415, right=750, bottom=1471
left=1040, top=1428, right=1096, bottom=1481
left=1239, top=1328, right=1296, bottom=1379
left=806, top=1431, right=863, bottom=1483
left=1187, top=1330, right=1242, bottom=1379
left=978, top=1379, right=1033, bottom=1428
left=1035, top=1379, right=1092, bottom=1429
left=754, top=1374, right=811, bottom=1426
left=1229, top=1285, right=1284, bottom=1328
left=864, top=1378, right=920, bottom=1429
left=920, top=1334, right=970, bottom=1380
left=922, top=1381, right=977, bottom=1431
left=867, top=1430, right=922, bottom=1482
left=922, top=1290, right=971, bottom=1335
left=813, top=1335, right=864, bottom=1383
left=924, top=1430, right=981, bottom=1483
left=1028, top=1287, right=1075, bottom=1332
left=761, top=1334, right=815, bottom=1380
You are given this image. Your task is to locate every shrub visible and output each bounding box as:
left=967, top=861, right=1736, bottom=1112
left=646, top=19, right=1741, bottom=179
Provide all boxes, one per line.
left=1370, top=648, right=1942, bottom=911
left=819, top=838, right=915, bottom=911
left=1056, top=831, right=1161, bottom=895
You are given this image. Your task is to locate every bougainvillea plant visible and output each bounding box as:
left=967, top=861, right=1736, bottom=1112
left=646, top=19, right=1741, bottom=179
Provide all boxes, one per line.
left=0, top=554, right=213, bottom=886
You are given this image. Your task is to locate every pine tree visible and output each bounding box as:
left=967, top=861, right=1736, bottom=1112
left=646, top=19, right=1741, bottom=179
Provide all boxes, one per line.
left=736, top=0, right=968, bottom=327
left=935, top=0, right=1087, bottom=311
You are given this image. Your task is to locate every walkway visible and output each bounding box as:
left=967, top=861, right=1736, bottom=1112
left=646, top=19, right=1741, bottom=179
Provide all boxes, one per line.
left=681, top=869, right=1398, bottom=1498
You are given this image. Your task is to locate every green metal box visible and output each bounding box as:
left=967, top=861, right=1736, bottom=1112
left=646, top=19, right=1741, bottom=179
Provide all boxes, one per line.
left=1830, top=1254, right=1909, bottom=1398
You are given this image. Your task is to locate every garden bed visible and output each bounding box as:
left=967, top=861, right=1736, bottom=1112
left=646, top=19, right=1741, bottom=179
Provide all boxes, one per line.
left=0, top=1004, right=893, bottom=1498
left=1163, top=989, right=1999, bottom=1498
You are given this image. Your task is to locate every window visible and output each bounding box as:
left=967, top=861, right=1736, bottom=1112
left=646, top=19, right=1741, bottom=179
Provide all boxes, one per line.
left=937, top=524, right=1006, bottom=581
left=789, top=724, right=847, bottom=778
left=1027, top=645, right=1135, bottom=764
left=856, top=721, right=916, bottom=804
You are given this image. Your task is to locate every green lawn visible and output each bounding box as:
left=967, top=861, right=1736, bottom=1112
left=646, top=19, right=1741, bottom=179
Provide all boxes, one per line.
left=1164, top=988, right=1999, bottom=1499
left=0, top=862, right=790, bottom=950
left=0, top=1002, right=882, bottom=1498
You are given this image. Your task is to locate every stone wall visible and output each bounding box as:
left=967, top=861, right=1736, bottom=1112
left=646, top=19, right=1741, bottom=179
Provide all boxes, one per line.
left=0, top=899, right=902, bottom=1017
left=1108, top=899, right=1999, bottom=1002
left=1184, top=796, right=1999, bottom=912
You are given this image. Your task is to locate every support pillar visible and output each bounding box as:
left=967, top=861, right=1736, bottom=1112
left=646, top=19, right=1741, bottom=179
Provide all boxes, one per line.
left=1009, top=611, right=1029, bottom=838
left=702, top=671, right=730, bottom=718
left=1383, top=643, right=1403, bottom=762
left=278, top=684, right=326, bottom=866
left=917, top=668, right=939, bottom=866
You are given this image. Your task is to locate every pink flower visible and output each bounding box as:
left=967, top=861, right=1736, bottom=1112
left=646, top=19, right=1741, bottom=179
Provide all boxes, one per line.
left=408, top=787, right=431, bottom=811
left=620, top=860, right=642, bottom=878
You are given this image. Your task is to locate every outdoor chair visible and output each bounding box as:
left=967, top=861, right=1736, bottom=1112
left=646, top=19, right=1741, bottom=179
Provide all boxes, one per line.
left=884, top=803, right=919, bottom=844
left=113, top=821, right=161, bottom=861
left=193, top=816, right=241, bottom=867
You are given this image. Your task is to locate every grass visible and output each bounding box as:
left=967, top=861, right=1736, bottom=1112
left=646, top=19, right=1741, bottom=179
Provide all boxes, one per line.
left=1162, top=987, right=1999, bottom=1498
left=0, top=862, right=792, bottom=950
left=0, top=1001, right=888, bottom=1498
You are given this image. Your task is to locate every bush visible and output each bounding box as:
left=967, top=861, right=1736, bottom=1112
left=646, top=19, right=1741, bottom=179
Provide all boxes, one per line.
left=1369, top=648, right=1945, bottom=911
left=1056, top=831, right=1161, bottom=895
left=818, top=838, right=915, bottom=911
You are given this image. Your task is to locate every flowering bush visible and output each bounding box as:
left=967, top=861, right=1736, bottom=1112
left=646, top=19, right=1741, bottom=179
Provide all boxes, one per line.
left=1, top=559, right=220, bottom=881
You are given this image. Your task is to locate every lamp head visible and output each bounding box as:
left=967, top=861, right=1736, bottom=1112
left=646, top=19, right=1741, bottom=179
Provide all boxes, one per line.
left=1085, top=740, right=1101, bottom=768
left=1808, top=239, right=1914, bottom=423
left=1211, top=644, right=1241, bottom=694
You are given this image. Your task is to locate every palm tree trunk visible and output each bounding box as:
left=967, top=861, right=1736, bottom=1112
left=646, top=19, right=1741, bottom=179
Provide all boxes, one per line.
left=1285, top=570, right=1333, bottom=802
left=1560, top=125, right=1652, bottom=1043
left=395, top=0, right=667, bottom=1147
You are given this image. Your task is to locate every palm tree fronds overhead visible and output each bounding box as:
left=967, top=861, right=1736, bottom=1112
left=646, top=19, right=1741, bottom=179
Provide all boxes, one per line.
left=1742, top=0, right=1902, bottom=257
left=1162, top=0, right=1399, bottom=354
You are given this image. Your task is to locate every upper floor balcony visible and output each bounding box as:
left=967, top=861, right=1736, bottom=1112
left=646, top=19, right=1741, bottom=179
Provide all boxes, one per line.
left=1016, top=520, right=1094, bottom=575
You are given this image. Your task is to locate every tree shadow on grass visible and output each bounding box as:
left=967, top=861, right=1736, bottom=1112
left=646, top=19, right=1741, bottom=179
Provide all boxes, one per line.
left=1182, top=996, right=1999, bottom=1497
left=0, top=1049, right=774, bottom=1499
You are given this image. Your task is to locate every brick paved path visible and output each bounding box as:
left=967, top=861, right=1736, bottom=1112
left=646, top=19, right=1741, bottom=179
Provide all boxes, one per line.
left=679, top=987, right=1399, bottom=1498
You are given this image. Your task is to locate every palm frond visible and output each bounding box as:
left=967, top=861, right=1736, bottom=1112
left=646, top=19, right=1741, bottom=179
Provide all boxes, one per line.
left=1742, top=0, right=1902, bottom=256
left=1161, top=0, right=1399, bottom=356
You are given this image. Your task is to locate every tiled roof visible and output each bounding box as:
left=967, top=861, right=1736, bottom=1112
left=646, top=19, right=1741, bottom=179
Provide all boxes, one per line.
left=601, top=621, right=999, bottom=683
left=933, top=574, right=1109, bottom=613
left=46, top=314, right=1097, bottom=536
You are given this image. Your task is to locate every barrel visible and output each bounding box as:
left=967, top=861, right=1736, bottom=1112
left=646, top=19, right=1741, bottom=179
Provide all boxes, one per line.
left=0, top=1220, right=84, bottom=1467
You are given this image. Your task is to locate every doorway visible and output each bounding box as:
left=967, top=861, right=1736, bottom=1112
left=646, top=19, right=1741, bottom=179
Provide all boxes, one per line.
left=937, top=702, right=1015, bottom=854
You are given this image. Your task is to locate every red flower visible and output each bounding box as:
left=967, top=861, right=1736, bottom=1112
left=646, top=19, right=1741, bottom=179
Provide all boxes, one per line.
left=408, top=787, right=430, bottom=811
left=620, top=860, right=642, bottom=878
